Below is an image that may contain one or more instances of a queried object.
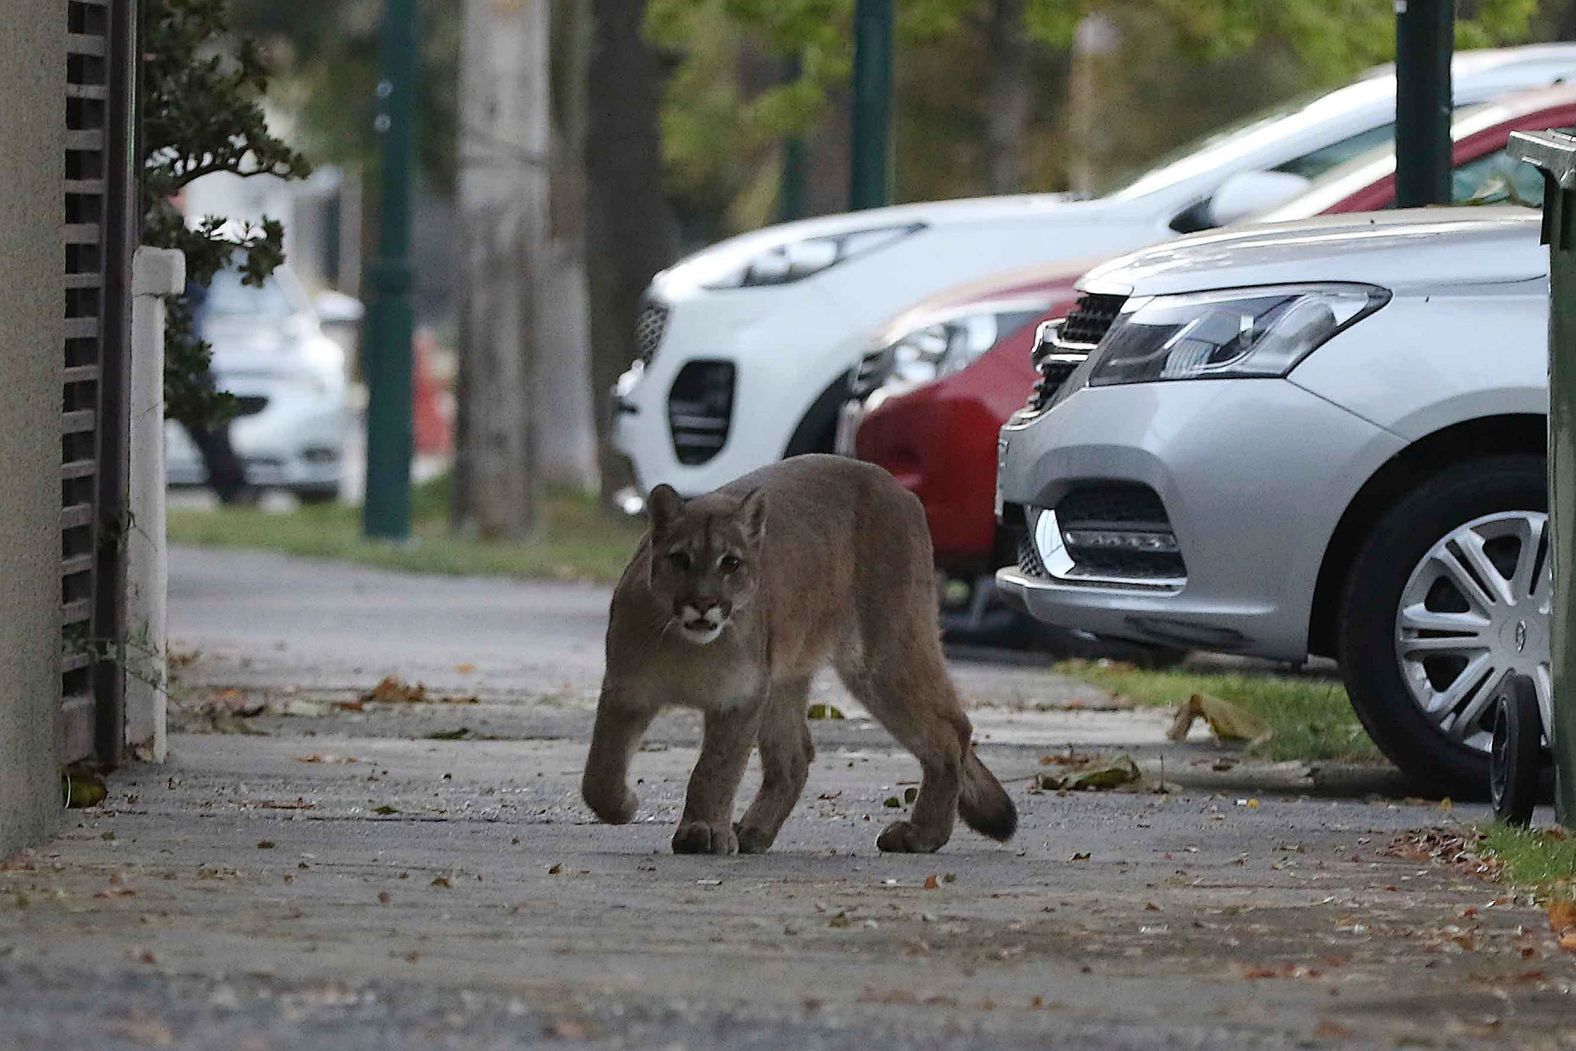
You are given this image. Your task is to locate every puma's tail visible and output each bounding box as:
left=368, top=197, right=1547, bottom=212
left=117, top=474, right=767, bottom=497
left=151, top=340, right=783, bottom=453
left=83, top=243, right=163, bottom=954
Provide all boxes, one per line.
left=959, top=748, right=1017, bottom=842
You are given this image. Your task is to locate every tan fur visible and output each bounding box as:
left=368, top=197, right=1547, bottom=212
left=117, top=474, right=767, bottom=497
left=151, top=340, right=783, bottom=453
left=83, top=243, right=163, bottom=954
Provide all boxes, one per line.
left=581, top=454, right=1017, bottom=855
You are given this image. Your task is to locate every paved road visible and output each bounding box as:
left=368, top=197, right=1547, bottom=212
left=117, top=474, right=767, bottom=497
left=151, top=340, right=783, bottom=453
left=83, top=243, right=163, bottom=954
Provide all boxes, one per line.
left=0, top=547, right=1569, bottom=1049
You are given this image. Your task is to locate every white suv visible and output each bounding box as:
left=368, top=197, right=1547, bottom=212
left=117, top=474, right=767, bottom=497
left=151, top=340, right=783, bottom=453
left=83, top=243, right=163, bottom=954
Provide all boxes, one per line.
left=611, top=45, right=1576, bottom=497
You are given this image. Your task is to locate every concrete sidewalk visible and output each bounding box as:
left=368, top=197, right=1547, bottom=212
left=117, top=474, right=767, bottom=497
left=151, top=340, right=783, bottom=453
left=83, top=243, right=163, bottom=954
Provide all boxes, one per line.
left=0, top=547, right=1570, bottom=1049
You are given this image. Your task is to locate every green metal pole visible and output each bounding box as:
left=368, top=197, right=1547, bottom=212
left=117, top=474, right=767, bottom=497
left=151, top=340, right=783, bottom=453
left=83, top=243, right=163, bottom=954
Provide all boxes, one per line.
left=1550, top=182, right=1576, bottom=825
left=1394, top=0, right=1453, bottom=209
left=362, top=0, right=418, bottom=540
left=849, top=0, right=893, bottom=211
left=1511, top=129, right=1576, bottom=825
left=779, top=54, right=806, bottom=223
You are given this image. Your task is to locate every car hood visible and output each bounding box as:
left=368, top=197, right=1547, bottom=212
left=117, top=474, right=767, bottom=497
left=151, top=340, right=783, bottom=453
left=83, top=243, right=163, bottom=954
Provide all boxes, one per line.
left=1080, top=207, right=1546, bottom=298
left=653, top=192, right=1132, bottom=296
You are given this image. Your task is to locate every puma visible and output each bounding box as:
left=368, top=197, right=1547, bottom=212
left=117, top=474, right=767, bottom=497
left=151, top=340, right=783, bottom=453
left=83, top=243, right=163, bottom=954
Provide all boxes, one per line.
left=581, top=454, right=1017, bottom=854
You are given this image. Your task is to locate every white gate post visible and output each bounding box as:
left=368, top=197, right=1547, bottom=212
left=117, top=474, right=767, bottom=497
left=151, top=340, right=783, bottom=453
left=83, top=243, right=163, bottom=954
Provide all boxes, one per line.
left=125, top=246, right=185, bottom=762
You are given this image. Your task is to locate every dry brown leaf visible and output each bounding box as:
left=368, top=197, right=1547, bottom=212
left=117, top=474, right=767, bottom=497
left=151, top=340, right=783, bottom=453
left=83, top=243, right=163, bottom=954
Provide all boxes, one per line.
left=1547, top=899, right=1576, bottom=935
left=1167, top=693, right=1271, bottom=746
left=362, top=675, right=428, bottom=704
left=922, top=874, right=940, bottom=890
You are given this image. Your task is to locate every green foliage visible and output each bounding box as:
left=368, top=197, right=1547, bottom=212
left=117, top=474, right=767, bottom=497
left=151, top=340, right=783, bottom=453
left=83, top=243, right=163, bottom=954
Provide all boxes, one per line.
left=646, top=0, right=1545, bottom=235
left=142, top=0, right=310, bottom=426
left=228, top=0, right=461, bottom=190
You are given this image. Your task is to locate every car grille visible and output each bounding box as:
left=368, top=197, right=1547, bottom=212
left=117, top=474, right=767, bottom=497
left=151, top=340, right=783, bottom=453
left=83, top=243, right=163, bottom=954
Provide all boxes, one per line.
left=1059, top=292, right=1127, bottom=348
left=1016, top=528, right=1049, bottom=579
left=635, top=298, right=669, bottom=364
left=668, top=360, right=736, bottom=466
left=850, top=347, right=891, bottom=399
left=1053, top=483, right=1186, bottom=581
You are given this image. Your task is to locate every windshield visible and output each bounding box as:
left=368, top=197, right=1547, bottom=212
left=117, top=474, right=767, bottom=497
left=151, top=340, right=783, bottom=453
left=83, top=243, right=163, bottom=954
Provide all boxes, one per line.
left=1109, top=79, right=1395, bottom=200
left=199, top=269, right=297, bottom=325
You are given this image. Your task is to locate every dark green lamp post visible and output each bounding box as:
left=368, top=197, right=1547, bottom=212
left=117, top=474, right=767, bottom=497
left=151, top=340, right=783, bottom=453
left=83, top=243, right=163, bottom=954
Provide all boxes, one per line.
left=362, top=0, right=418, bottom=540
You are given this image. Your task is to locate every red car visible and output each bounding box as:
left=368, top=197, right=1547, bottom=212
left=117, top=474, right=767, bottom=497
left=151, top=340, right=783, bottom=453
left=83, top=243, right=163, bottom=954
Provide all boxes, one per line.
left=852, top=85, right=1576, bottom=648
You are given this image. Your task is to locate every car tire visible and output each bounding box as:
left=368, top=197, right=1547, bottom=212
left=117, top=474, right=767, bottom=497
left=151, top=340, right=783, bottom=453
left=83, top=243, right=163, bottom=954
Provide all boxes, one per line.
left=1336, top=455, right=1546, bottom=798
left=1490, top=675, right=1543, bottom=827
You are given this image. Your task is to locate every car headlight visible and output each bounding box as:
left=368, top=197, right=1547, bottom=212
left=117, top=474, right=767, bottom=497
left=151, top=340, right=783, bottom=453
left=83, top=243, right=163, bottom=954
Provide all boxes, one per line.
left=857, top=308, right=1042, bottom=398
left=1087, top=283, right=1388, bottom=387
left=702, top=223, right=925, bottom=289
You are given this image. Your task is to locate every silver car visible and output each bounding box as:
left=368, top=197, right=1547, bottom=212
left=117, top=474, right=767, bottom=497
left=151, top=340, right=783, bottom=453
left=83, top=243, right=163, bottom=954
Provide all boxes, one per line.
left=995, top=208, right=1549, bottom=795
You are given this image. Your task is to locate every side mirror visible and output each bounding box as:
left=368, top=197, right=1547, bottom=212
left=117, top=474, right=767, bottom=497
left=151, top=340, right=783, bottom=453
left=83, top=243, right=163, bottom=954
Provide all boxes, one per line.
left=313, top=289, right=365, bottom=326
left=1206, top=170, right=1313, bottom=228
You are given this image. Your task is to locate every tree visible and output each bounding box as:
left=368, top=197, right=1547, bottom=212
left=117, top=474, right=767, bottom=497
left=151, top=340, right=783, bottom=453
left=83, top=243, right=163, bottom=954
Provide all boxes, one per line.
left=454, top=0, right=553, bottom=538
left=142, top=0, right=310, bottom=427
left=586, top=0, right=679, bottom=501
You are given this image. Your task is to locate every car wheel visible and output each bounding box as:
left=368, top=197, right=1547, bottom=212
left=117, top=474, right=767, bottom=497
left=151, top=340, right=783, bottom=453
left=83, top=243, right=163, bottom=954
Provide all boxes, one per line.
left=1337, top=455, right=1548, bottom=797
left=1490, top=675, right=1544, bottom=827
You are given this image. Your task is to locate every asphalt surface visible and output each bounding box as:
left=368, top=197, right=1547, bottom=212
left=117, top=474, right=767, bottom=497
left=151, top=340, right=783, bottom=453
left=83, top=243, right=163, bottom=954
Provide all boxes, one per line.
left=0, top=545, right=1570, bottom=1050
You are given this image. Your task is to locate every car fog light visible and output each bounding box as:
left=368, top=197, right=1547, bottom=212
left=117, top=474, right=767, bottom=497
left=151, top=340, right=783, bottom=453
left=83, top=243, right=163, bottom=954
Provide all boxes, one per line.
left=1061, top=529, right=1179, bottom=553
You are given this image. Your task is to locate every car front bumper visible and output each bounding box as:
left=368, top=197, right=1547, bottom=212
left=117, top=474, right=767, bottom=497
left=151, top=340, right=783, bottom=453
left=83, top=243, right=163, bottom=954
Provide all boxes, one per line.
left=994, top=378, right=1405, bottom=660
left=166, top=378, right=349, bottom=494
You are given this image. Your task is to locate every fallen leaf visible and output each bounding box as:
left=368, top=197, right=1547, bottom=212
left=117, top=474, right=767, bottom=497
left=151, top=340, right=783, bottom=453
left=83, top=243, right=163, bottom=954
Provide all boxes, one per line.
left=1069, top=851, right=1091, bottom=862
left=427, top=728, right=474, bottom=741
left=547, top=1019, right=590, bottom=1040
left=1547, top=899, right=1576, bottom=936
left=431, top=875, right=452, bottom=888
left=807, top=703, right=845, bottom=720
left=548, top=863, right=563, bottom=875
left=1037, top=754, right=1142, bottom=792
left=378, top=891, right=392, bottom=905
left=883, top=796, right=901, bottom=808
left=923, top=874, right=940, bottom=890
left=827, top=910, right=851, bottom=928
left=903, top=786, right=918, bottom=804
left=1167, top=693, right=1271, bottom=746
left=63, top=770, right=107, bottom=809
left=362, top=675, right=428, bottom=704
left=256, top=840, right=276, bottom=850
left=455, top=663, right=477, bottom=675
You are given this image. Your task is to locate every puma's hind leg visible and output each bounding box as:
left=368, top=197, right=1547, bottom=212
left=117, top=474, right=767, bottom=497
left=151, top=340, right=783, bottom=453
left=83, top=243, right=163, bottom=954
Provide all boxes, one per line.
left=735, top=677, right=814, bottom=854
left=836, top=655, right=967, bottom=854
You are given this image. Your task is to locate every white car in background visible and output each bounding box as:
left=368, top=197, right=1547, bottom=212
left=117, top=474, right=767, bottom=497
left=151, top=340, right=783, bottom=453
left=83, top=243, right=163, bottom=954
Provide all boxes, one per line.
left=611, top=44, right=1576, bottom=498
left=166, top=266, right=350, bottom=503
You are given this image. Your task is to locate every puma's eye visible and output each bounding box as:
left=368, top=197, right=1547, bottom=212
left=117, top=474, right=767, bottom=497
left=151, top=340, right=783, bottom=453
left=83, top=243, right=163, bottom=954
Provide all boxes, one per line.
left=719, top=554, right=742, bottom=574
left=667, top=550, right=692, bottom=571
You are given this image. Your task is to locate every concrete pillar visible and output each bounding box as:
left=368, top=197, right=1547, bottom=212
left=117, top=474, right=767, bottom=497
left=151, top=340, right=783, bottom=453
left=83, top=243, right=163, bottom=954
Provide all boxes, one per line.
left=0, top=1, right=66, bottom=856
left=125, top=248, right=186, bottom=762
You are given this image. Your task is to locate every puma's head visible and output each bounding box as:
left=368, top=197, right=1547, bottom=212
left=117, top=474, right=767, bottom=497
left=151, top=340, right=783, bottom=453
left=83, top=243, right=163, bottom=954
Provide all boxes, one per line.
left=646, top=483, right=768, bottom=645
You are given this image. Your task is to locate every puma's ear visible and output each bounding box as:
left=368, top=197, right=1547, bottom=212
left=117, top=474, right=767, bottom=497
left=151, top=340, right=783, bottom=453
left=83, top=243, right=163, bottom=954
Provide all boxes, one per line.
left=647, top=484, right=684, bottom=539
left=738, top=488, right=768, bottom=546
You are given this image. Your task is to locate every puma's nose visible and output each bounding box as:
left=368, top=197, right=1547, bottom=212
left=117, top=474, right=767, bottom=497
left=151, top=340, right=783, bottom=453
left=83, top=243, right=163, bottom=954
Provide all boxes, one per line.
left=680, top=599, right=728, bottom=625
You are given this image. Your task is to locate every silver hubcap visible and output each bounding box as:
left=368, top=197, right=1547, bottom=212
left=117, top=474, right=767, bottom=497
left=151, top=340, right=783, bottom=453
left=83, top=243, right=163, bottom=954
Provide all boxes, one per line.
left=1394, top=511, right=1551, bottom=754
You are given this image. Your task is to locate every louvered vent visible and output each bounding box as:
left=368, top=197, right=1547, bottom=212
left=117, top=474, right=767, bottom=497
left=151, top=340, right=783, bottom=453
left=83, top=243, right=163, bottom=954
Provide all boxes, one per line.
left=60, top=0, right=131, bottom=763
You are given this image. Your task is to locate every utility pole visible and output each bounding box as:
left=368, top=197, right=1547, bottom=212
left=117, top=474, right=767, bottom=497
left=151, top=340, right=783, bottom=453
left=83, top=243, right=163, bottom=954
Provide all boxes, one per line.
left=849, top=0, right=893, bottom=210
left=1394, top=0, right=1453, bottom=209
left=362, top=0, right=418, bottom=540
left=455, top=0, right=551, bottom=538
left=778, top=53, right=806, bottom=222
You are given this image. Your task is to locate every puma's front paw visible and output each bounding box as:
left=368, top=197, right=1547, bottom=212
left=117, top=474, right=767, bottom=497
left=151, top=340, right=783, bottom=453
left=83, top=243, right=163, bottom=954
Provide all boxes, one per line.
left=734, top=822, right=777, bottom=855
left=876, top=820, right=944, bottom=854
left=672, top=821, right=738, bottom=855
left=582, top=780, right=638, bottom=825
